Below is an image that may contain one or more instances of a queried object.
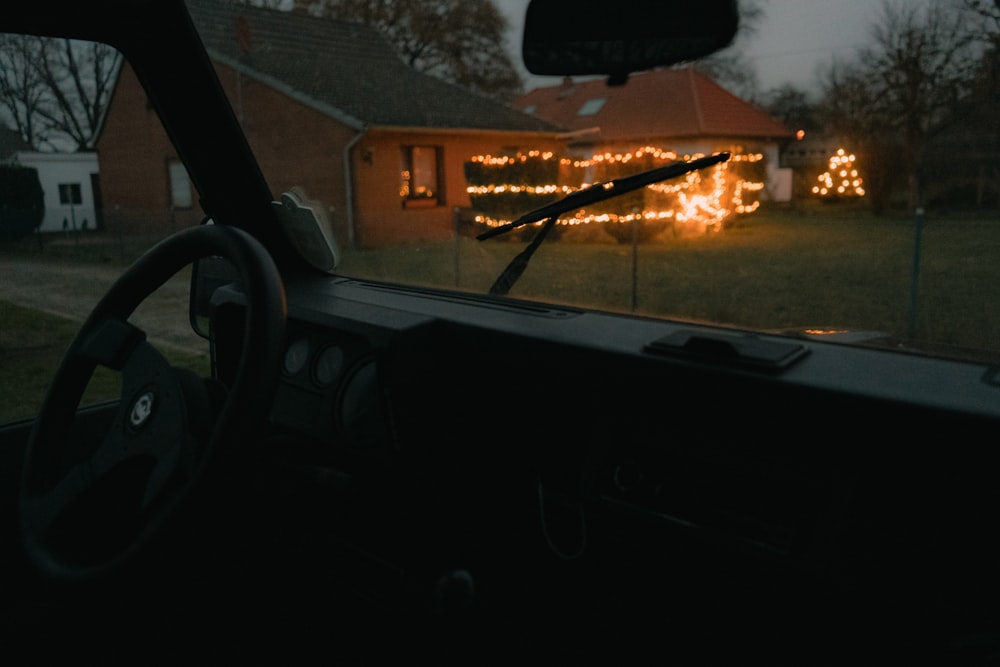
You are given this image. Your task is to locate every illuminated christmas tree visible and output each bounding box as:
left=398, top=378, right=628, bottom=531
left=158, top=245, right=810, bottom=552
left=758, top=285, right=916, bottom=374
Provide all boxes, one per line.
left=812, top=148, right=865, bottom=200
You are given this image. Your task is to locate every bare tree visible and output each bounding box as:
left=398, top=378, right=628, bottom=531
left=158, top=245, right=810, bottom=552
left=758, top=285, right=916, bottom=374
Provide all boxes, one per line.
left=35, top=38, right=121, bottom=151
left=0, top=35, right=49, bottom=149
left=760, top=84, right=818, bottom=133
left=0, top=35, right=121, bottom=152
left=960, top=0, right=1000, bottom=32
left=694, top=0, right=765, bottom=99
left=291, top=0, right=523, bottom=101
left=951, top=0, right=1000, bottom=207
left=818, top=1, right=981, bottom=213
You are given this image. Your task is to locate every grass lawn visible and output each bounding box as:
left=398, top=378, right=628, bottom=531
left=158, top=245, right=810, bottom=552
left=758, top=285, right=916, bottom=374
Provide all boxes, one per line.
left=338, top=204, right=1000, bottom=356
left=4, top=202, right=1000, bottom=423
left=0, top=300, right=210, bottom=424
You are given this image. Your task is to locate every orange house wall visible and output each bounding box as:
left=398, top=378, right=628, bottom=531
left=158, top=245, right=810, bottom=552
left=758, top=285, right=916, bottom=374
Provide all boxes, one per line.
left=352, top=131, right=563, bottom=248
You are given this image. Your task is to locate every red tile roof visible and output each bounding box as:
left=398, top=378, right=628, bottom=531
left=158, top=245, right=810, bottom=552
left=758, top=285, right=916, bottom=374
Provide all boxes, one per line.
left=513, top=68, right=794, bottom=143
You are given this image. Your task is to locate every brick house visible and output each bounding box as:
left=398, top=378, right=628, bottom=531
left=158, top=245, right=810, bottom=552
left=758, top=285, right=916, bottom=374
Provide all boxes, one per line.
left=512, top=69, right=796, bottom=203
left=96, top=0, right=563, bottom=248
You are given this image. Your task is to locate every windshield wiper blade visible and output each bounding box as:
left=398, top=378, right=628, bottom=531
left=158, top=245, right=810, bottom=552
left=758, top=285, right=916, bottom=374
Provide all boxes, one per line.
left=487, top=215, right=559, bottom=296
left=476, top=152, right=731, bottom=241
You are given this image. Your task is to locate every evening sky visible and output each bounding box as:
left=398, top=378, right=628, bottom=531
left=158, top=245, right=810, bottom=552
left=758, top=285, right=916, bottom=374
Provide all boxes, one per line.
left=496, top=0, right=887, bottom=96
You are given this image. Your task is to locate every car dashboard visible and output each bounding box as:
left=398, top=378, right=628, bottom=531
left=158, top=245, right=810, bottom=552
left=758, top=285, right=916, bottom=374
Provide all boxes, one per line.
left=206, top=272, right=1000, bottom=659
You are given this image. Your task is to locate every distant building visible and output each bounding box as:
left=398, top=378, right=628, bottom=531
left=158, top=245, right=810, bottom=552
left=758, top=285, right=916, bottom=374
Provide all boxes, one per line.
left=2, top=127, right=100, bottom=234
left=12, top=152, right=100, bottom=233
left=512, top=69, right=796, bottom=203
left=780, top=133, right=862, bottom=202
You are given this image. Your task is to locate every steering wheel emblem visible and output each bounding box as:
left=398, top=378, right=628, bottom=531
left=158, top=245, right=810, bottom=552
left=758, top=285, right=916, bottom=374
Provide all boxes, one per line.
left=128, top=390, right=156, bottom=430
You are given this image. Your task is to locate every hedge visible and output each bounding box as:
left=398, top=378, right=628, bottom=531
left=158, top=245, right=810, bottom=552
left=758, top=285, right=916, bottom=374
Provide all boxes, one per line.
left=0, top=165, right=45, bottom=241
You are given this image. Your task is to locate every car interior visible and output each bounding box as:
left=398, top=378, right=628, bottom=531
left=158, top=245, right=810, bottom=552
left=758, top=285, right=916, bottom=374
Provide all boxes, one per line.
left=3, top=0, right=1000, bottom=663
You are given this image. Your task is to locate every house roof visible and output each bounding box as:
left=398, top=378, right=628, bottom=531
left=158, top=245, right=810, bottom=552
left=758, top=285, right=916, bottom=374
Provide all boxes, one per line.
left=186, top=0, right=561, bottom=134
left=0, top=127, right=32, bottom=160
left=512, top=68, right=794, bottom=144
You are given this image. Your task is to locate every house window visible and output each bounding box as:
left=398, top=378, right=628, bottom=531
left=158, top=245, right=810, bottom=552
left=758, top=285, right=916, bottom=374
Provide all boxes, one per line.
left=58, top=183, right=82, bottom=205
left=168, top=159, right=192, bottom=208
left=400, top=145, right=443, bottom=207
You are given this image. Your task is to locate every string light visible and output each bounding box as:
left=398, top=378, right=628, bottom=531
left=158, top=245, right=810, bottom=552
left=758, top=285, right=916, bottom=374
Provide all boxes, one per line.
left=811, top=148, right=865, bottom=199
left=466, top=146, right=765, bottom=232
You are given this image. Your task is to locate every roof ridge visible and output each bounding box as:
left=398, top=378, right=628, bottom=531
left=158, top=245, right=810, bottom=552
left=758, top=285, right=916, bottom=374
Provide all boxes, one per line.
left=186, top=0, right=560, bottom=133
left=512, top=66, right=793, bottom=142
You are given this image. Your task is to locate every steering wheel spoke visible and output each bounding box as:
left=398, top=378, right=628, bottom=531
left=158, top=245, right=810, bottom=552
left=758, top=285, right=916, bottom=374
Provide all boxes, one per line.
left=77, top=317, right=147, bottom=371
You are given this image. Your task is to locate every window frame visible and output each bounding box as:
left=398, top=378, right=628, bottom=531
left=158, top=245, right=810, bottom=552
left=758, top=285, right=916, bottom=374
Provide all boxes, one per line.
left=167, top=158, right=193, bottom=209
left=57, top=182, right=83, bottom=206
left=400, top=145, right=444, bottom=208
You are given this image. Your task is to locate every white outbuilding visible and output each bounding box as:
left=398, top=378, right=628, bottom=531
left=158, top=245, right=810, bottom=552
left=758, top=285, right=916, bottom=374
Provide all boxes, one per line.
left=8, top=151, right=100, bottom=233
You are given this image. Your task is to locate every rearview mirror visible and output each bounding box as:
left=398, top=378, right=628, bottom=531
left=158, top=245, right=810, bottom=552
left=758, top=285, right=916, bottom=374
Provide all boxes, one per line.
left=522, top=0, right=739, bottom=84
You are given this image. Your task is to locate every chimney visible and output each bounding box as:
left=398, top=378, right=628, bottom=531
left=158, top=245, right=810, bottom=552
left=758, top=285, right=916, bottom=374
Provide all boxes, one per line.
left=557, top=76, right=575, bottom=99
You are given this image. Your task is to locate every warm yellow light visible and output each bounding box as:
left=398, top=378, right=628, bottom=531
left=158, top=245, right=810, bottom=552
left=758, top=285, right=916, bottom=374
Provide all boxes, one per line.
left=813, top=148, right=865, bottom=200
left=468, top=146, right=762, bottom=231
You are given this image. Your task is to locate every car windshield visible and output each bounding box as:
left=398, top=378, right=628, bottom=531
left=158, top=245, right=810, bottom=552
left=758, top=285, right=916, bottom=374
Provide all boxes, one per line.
left=3, top=0, right=1000, bottom=422
left=9, top=3, right=1000, bottom=657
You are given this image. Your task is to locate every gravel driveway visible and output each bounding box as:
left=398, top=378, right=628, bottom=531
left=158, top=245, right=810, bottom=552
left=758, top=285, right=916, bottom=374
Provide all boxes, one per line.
left=0, top=257, right=207, bottom=355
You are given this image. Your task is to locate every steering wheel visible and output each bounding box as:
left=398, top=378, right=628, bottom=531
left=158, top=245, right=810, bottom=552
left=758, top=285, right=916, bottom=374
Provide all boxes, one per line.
left=18, top=224, right=286, bottom=581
